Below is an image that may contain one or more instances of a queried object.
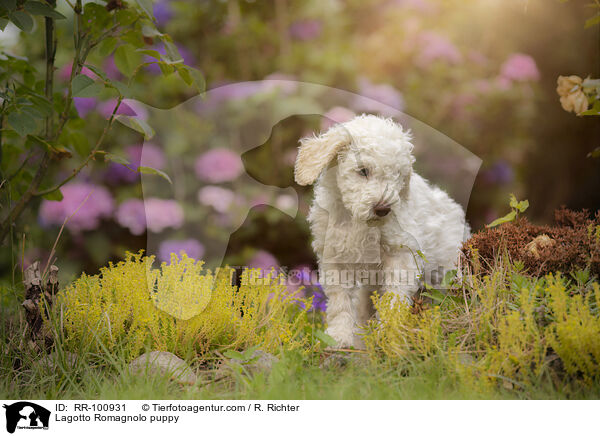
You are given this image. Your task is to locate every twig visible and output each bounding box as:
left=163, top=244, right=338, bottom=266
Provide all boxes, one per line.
left=35, top=97, right=123, bottom=197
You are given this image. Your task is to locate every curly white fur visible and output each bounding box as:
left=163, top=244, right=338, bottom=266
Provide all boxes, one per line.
left=295, top=115, right=469, bottom=349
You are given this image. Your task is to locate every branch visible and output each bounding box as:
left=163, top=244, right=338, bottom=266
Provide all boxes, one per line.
left=34, top=97, right=123, bottom=197
left=0, top=12, right=56, bottom=244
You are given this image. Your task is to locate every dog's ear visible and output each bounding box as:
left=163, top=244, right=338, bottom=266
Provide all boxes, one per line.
left=294, top=124, right=351, bottom=186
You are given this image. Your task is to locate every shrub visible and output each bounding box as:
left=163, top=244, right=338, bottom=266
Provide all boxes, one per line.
left=362, top=258, right=600, bottom=387
left=363, top=293, right=442, bottom=361
left=56, top=251, right=313, bottom=360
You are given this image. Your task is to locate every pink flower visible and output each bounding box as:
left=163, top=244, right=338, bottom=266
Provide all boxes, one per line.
left=158, top=239, right=205, bottom=263
left=115, top=199, right=146, bottom=235
left=39, top=182, right=114, bottom=233
left=145, top=198, right=184, bottom=233
left=198, top=186, right=235, bottom=213
left=248, top=250, right=279, bottom=270
left=105, top=143, right=166, bottom=184
left=97, top=99, right=149, bottom=120
left=58, top=62, right=95, bottom=82
left=500, top=53, right=540, bottom=82
left=289, top=19, right=322, bottom=41
left=97, top=100, right=138, bottom=119
left=353, top=78, right=404, bottom=116
left=195, top=148, right=244, bottom=183
left=321, top=106, right=356, bottom=130
left=416, top=31, right=462, bottom=67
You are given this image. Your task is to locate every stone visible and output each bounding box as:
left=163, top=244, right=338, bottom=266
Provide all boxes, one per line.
left=38, top=351, right=77, bottom=371
left=129, top=351, right=197, bottom=385
left=524, top=234, right=556, bottom=259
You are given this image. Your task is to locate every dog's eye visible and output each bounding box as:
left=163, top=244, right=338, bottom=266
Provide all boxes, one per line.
left=358, top=168, right=369, bottom=178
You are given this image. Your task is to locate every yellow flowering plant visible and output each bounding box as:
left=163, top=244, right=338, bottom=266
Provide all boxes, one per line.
left=56, top=251, right=314, bottom=360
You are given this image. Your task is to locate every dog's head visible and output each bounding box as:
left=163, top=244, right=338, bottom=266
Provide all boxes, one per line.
left=295, top=114, right=415, bottom=221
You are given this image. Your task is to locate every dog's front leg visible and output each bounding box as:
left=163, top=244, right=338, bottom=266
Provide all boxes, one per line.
left=380, top=250, right=420, bottom=305
left=323, top=283, right=364, bottom=349
left=379, top=223, right=424, bottom=305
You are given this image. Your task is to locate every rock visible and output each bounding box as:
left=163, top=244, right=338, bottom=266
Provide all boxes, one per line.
left=38, top=351, right=77, bottom=371
left=129, top=351, right=197, bottom=385
left=524, top=234, right=556, bottom=259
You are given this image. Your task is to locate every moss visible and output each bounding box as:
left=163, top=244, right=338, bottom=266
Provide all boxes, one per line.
left=463, top=207, right=600, bottom=277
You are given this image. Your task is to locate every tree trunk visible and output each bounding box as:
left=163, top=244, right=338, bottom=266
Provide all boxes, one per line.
left=22, top=261, right=58, bottom=350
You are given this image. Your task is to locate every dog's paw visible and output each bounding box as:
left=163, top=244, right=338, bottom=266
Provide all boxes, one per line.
left=325, top=328, right=366, bottom=350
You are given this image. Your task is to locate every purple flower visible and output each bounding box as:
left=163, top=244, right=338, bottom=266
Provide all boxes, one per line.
left=289, top=19, right=322, bottom=41
left=115, top=198, right=146, bottom=235
left=105, top=143, right=166, bottom=184
left=500, top=53, right=540, bottom=82
left=153, top=0, right=173, bottom=28
left=482, top=160, right=514, bottom=185
left=97, top=99, right=138, bottom=119
left=58, top=62, right=94, bottom=82
left=39, top=182, right=114, bottom=233
left=197, top=186, right=235, bottom=213
left=158, top=238, right=205, bottom=263
left=353, top=77, right=405, bottom=116
left=73, top=97, right=97, bottom=118
left=145, top=198, right=184, bottom=233
left=194, top=148, right=243, bottom=183
left=311, top=289, right=327, bottom=312
left=102, top=56, right=122, bottom=81
left=248, top=250, right=278, bottom=270
left=416, top=31, right=462, bottom=67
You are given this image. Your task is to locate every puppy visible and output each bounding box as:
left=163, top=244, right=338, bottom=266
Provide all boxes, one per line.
left=295, top=115, right=469, bottom=348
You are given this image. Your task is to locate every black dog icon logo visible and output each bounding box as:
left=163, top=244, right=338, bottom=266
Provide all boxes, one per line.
left=2, top=402, right=50, bottom=433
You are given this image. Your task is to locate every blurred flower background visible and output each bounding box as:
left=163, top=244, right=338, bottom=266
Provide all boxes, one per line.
left=1, top=0, right=599, bottom=309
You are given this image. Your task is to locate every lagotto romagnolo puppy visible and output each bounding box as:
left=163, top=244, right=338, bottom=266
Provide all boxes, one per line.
left=295, top=114, right=469, bottom=349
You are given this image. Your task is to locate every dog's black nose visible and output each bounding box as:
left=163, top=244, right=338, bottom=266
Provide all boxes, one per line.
left=374, top=205, right=391, bottom=217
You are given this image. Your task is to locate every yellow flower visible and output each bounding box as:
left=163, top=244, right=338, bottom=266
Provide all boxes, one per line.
left=556, top=75, right=588, bottom=114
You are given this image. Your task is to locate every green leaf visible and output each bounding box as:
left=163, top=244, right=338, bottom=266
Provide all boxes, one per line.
left=0, top=0, right=16, bottom=12
left=115, top=114, right=155, bottom=139
left=24, top=1, right=66, bottom=19
left=222, top=350, right=245, bottom=360
left=0, top=18, right=9, bottom=31
left=114, top=44, right=143, bottom=77
left=9, top=11, right=33, bottom=32
left=42, top=188, right=63, bottom=201
left=137, top=48, right=162, bottom=59
left=487, top=210, right=517, bottom=228
left=71, top=74, right=95, bottom=96
left=137, top=165, right=172, bottom=184
left=587, top=147, right=600, bottom=158
left=27, top=134, right=72, bottom=158
left=416, top=250, right=428, bottom=263
left=97, top=37, right=118, bottom=57
left=157, top=61, right=174, bottom=76
left=161, top=39, right=182, bottom=63
left=585, top=13, right=600, bottom=28
left=103, top=153, right=130, bottom=165
left=141, top=24, right=162, bottom=37
left=315, top=330, right=337, bottom=347
left=516, top=199, right=529, bottom=213
left=7, top=111, right=37, bottom=136
left=135, top=0, right=154, bottom=20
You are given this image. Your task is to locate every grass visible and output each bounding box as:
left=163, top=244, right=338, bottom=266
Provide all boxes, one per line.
left=1, top=254, right=600, bottom=400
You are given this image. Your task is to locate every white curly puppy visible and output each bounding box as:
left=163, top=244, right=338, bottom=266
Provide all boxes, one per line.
left=295, top=115, right=469, bottom=349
